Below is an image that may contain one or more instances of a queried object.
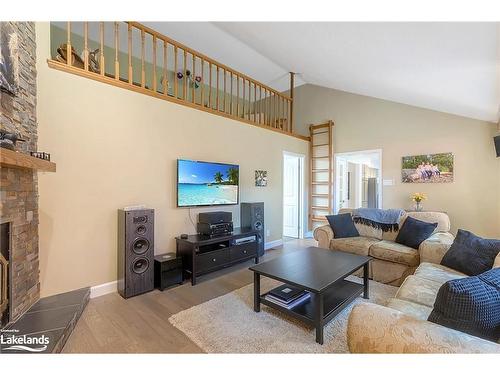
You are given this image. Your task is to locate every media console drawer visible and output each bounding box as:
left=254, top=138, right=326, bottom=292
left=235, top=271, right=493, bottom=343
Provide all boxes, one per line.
left=196, top=249, right=230, bottom=273
left=230, top=243, right=257, bottom=261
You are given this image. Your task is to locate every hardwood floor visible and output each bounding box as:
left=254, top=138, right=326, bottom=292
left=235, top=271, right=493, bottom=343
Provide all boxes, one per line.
left=63, top=238, right=316, bottom=353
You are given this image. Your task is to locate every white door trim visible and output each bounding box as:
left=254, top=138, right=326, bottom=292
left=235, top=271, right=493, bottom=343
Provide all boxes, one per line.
left=333, top=149, right=383, bottom=213
left=282, top=151, right=305, bottom=239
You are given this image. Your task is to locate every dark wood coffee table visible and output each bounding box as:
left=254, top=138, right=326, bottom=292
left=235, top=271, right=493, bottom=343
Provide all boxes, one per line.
left=249, top=247, right=371, bottom=344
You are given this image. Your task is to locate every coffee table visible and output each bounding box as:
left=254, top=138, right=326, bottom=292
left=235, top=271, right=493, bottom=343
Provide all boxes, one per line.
left=249, top=246, right=371, bottom=344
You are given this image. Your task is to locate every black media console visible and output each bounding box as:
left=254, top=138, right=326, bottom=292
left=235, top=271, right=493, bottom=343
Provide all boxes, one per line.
left=176, top=227, right=260, bottom=285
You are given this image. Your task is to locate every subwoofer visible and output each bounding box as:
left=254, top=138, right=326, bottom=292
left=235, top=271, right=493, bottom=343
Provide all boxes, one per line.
left=117, top=208, right=154, bottom=298
left=240, top=202, right=265, bottom=256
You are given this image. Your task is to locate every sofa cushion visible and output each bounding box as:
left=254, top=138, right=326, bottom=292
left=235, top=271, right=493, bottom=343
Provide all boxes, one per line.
left=395, top=216, right=437, bottom=250
left=387, top=298, right=433, bottom=320
left=395, top=275, right=442, bottom=307
left=330, top=236, right=380, bottom=256
left=326, top=213, right=359, bottom=238
left=441, top=229, right=500, bottom=276
left=414, top=262, right=466, bottom=284
left=428, top=268, right=500, bottom=342
left=369, top=240, right=419, bottom=267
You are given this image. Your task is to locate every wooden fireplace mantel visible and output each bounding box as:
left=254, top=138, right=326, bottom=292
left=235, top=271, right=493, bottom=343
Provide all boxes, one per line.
left=0, top=148, right=56, bottom=172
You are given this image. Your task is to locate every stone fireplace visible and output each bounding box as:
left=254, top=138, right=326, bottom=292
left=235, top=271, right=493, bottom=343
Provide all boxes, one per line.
left=0, top=21, right=40, bottom=328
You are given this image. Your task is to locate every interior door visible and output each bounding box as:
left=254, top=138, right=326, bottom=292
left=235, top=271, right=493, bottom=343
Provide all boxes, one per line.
left=283, top=155, right=300, bottom=238
left=335, top=158, right=348, bottom=212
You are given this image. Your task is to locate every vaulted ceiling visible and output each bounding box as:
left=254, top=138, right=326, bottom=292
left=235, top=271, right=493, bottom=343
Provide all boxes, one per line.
left=141, top=22, right=500, bottom=122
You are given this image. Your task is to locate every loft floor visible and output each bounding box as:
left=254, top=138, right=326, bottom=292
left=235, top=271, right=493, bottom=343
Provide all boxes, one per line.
left=63, top=238, right=315, bottom=353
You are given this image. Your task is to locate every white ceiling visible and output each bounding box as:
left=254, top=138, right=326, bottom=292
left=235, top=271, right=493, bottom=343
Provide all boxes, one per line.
left=72, top=22, right=499, bottom=123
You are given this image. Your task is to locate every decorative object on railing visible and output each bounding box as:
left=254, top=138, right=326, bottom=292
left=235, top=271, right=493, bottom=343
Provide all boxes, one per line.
left=47, top=21, right=307, bottom=141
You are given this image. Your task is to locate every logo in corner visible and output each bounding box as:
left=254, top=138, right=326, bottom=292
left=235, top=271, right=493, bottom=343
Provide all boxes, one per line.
left=0, top=329, right=50, bottom=353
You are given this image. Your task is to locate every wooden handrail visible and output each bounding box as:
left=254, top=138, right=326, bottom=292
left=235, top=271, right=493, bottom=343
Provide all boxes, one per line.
left=48, top=21, right=304, bottom=141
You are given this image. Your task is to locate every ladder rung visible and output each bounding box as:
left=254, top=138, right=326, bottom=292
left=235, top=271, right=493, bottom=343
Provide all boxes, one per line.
left=312, top=182, right=328, bottom=185
left=312, top=156, right=329, bottom=159
left=312, top=130, right=329, bottom=135
left=312, top=143, right=329, bottom=147
left=311, top=217, right=328, bottom=222
left=312, top=169, right=329, bottom=172
left=311, top=194, right=329, bottom=197
left=310, top=123, right=331, bottom=130
left=311, top=206, right=329, bottom=210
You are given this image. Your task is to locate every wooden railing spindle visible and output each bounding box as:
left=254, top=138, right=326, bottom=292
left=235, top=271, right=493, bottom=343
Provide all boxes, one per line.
left=100, top=22, right=105, bottom=76
left=66, top=22, right=71, bottom=67
left=153, top=35, right=157, bottom=92
left=223, top=69, right=226, bottom=113
left=114, top=22, right=120, bottom=79
left=128, top=24, right=132, bottom=84
left=230, top=72, right=233, bottom=116
left=216, top=66, right=219, bottom=111
left=163, top=42, right=168, bottom=96
left=192, top=54, right=196, bottom=104
left=83, top=22, right=89, bottom=71
left=183, top=50, right=187, bottom=100
left=236, top=75, right=240, bottom=117
left=141, top=29, right=145, bottom=87
left=243, top=77, right=247, bottom=118
left=209, top=62, right=212, bottom=109
left=201, top=58, right=205, bottom=106
left=174, top=45, right=178, bottom=98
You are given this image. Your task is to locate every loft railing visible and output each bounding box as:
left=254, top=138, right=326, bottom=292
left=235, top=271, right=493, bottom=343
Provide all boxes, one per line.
left=47, top=22, right=305, bottom=140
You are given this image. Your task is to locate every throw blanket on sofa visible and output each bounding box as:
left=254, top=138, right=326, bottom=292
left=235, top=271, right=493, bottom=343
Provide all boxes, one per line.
left=352, top=208, right=404, bottom=232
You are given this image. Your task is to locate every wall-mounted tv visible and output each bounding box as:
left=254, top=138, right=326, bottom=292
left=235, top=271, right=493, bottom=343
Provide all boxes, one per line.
left=177, top=159, right=239, bottom=207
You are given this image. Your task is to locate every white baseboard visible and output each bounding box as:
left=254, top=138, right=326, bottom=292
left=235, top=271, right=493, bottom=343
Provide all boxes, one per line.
left=90, top=280, right=117, bottom=298
left=265, top=239, right=283, bottom=250
left=90, top=239, right=283, bottom=298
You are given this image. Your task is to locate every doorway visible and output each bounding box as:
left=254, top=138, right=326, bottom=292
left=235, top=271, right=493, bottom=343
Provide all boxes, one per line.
left=334, top=149, right=382, bottom=213
left=283, top=152, right=305, bottom=239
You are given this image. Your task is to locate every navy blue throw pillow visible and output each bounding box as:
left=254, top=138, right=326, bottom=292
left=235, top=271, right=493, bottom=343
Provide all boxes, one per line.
left=395, top=216, right=437, bottom=249
left=326, top=213, right=359, bottom=239
left=441, top=230, right=500, bottom=276
left=428, top=268, right=500, bottom=342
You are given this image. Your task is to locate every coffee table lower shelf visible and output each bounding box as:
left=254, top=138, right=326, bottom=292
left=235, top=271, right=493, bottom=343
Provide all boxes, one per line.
left=257, top=279, right=365, bottom=344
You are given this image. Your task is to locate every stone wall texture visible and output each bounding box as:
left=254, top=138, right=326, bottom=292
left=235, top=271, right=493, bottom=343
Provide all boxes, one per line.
left=0, top=21, right=40, bottom=322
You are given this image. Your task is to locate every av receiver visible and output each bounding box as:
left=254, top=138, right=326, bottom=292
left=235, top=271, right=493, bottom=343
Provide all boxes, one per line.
left=197, top=221, right=234, bottom=236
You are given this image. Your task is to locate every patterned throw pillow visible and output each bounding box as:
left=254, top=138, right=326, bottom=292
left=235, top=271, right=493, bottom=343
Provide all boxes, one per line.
left=441, top=229, right=500, bottom=276
left=326, top=213, right=359, bottom=239
left=428, top=268, right=500, bottom=342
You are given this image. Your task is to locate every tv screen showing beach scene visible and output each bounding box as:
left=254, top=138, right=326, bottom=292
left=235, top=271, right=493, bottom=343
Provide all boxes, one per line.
left=177, top=159, right=239, bottom=207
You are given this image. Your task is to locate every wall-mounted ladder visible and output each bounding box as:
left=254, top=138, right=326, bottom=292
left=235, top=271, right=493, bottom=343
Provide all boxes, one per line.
left=309, top=121, right=334, bottom=231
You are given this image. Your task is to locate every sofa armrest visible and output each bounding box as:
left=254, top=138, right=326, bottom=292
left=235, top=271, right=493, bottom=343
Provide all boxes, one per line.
left=313, top=225, right=333, bottom=249
left=418, top=232, right=454, bottom=264
left=347, top=303, right=500, bottom=353
left=494, top=253, right=500, bottom=268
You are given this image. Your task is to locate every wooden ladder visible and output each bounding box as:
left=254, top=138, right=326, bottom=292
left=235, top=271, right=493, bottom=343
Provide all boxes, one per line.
left=309, top=121, right=334, bottom=231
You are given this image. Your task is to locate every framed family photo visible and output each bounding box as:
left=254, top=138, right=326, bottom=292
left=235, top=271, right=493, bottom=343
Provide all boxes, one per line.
left=402, top=152, right=454, bottom=183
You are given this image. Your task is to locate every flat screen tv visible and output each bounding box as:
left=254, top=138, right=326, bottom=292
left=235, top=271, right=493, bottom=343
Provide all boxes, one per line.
left=177, top=159, right=239, bottom=207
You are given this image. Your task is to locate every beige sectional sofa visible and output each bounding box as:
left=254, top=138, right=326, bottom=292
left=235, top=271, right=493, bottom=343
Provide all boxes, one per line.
left=313, top=209, right=454, bottom=286
left=347, top=256, right=500, bottom=353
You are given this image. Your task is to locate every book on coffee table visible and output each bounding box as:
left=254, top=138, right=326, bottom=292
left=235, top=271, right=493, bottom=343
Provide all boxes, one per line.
left=265, top=292, right=310, bottom=309
left=265, top=284, right=310, bottom=309
left=267, top=284, right=305, bottom=302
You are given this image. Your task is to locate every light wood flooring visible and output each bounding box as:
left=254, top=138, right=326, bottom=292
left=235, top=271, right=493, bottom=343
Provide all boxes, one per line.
left=63, top=238, right=315, bottom=353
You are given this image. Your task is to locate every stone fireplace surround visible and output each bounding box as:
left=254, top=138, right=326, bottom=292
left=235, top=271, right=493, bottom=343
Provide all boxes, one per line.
left=1, top=21, right=40, bottom=326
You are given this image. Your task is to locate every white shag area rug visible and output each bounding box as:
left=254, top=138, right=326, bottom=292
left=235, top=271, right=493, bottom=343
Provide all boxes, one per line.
left=169, top=276, right=397, bottom=353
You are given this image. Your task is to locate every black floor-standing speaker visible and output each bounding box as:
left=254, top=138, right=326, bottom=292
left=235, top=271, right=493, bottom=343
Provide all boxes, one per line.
left=117, top=208, right=154, bottom=298
left=241, top=202, right=265, bottom=256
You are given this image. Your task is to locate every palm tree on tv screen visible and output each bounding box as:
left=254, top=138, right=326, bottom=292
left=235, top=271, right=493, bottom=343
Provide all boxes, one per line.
left=214, top=171, right=224, bottom=184
left=227, top=168, right=239, bottom=185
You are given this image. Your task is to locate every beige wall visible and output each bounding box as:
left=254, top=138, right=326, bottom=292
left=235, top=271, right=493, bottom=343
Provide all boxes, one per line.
left=294, top=84, right=500, bottom=237
left=36, top=23, right=309, bottom=297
